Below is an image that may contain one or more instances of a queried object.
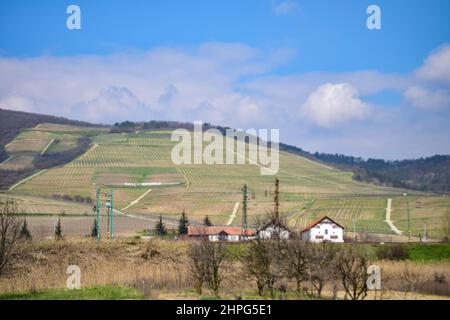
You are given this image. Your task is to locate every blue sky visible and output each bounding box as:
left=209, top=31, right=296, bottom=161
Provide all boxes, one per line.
left=1, top=0, right=450, bottom=159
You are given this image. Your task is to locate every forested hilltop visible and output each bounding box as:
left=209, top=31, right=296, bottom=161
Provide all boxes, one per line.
left=281, top=144, right=450, bottom=195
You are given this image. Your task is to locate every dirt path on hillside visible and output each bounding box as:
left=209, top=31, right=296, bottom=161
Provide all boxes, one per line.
left=9, top=169, right=47, bottom=190
left=227, top=202, right=240, bottom=225
left=40, top=138, right=54, bottom=155
left=121, top=188, right=152, bottom=211
left=385, top=198, right=403, bottom=235
left=0, top=155, right=14, bottom=167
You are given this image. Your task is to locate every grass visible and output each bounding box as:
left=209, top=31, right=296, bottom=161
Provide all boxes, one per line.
left=0, top=285, right=145, bottom=300
left=407, top=244, right=450, bottom=261
left=1, top=239, right=449, bottom=300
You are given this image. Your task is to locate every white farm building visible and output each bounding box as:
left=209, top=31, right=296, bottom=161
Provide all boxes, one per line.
left=301, top=216, right=344, bottom=243
left=257, top=219, right=291, bottom=240
left=187, top=225, right=256, bottom=242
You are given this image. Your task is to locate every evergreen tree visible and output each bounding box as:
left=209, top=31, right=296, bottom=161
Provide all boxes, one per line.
left=91, top=218, right=98, bottom=238
left=19, top=219, right=32, bottom=241
left=178, top=209, right=189, bottom=235
left=55, top=217, right=63, bottom=240
left=155, top=215, right=167, bottom=236
left=203, top=215, right=213, bottom=226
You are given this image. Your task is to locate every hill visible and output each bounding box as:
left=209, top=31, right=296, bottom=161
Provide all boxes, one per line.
left=280, top=145, right=450, bottom=195
left=1, top=121, right=449, bottom=239
left=0, top=108, right=105, bottom=162
left=0, top=110, right=449, bottom=239
left=0, top=108, right=108, bottom=188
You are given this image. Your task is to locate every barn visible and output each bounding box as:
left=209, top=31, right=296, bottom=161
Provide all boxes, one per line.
left=301, top=216, right=344, bottom=243
left=188, top=225, right=256, bottom=242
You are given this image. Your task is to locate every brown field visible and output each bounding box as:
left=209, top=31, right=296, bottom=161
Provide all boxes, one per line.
left=21, top=215, right=162, bottom=239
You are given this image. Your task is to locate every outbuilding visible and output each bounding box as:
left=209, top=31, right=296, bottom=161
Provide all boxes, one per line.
left=257, top=219, right=291, bottom=240
left=188, top=225, right=256, bottom=242
left=301, top=216, right=344, bottom=243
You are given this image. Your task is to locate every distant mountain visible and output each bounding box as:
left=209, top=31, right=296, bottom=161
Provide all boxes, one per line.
left=1, top=109, right=449, bottom=194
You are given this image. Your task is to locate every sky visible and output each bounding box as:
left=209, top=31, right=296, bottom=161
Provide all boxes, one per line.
left=0, top=0, right=449, bottom=160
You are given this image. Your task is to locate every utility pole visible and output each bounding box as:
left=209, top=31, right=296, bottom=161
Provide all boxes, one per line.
left=96, top=187, right=101, bottom=241
left=105, top=191, right=114, bottom=240
left=242, top=184, right=248, bottom=234
left=423, top=222, right=427, bottom=242
left=110, top=191, right=114, bottom=239
left=352, top=218, right=357, bottom=242
left=404, top=193, right=411, bottom=241
left=274, top=178, right=279, bottom=220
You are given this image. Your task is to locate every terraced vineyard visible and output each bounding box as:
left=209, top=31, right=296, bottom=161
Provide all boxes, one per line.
left=2, top=123, right=449, bottom=238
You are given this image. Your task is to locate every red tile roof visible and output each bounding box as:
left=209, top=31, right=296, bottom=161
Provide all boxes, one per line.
left=301, top=216, right=345, bottom=233
left=188, top=225, right=256, bottom=236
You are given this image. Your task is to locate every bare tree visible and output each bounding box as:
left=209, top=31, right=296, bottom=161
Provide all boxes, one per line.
left=204, top=240, right=226, bottom=296
left=280, top=239, right=309, bottom=297
left=399, top=263, right=425, bottom=299
left=254, top=210, right=289, bottom=238
left=0, top=198, right=21, bottom=277
left=308, top=242, right=339, bottom=298
left=188, top=240, right=207, bottom=295
left=188, top=238, right=227, bottom=296
left=335, top=246, right=370, bottom=300
left=240, top=238, right=281, bottom=298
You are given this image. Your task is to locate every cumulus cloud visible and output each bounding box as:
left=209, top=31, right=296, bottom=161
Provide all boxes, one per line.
left=73, top=86, right=152, bottom=123
left=404, top=86, right=450, bottom=110
left=300, top=83, right=370, bottom=128
left=404, top=44, right=450, bottom=110
left=272, top=1, right=299, bottom=16
left=416, top=44, right=450, bottom=86
left=0, top=42, right=449, bottom=158
left=0, top=43, right=288, bottom=127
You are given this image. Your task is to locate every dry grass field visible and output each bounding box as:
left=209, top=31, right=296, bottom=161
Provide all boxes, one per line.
left=0, top=239, right=448, bottom=300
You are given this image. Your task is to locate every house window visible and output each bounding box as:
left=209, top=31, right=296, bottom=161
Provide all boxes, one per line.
left=325, top=229, right=328, bottom=235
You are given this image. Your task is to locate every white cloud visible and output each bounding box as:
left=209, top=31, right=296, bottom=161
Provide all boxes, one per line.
left=404, top=86, right=450, bottom=110
left=0, top=42, right=449, bottom=158
left=0, top=43, right=292, bottom=128
left=416, top=44, right=450, bottom=86
left=0, top=94, right=36, bottom=112
left=273, top=1, right=299, bottom=16
left=300, top=83, right=370, bottom=128
left=73, top=86, right=152, bottom=123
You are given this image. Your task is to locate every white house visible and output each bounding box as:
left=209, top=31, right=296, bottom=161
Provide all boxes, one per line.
left=301, top=216, right=344, bottom=243
left=188, top=225, right=256, bottom=242
left=258, top=219, right=291, bottom=240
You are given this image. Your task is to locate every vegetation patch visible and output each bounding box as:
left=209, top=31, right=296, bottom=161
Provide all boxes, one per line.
left=407, top=244, right=450, bottom=261
left=0, top=286, right=144, bottom=300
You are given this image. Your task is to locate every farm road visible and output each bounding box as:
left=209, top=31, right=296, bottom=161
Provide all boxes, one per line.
left=385, top=198, right=403, bottom=235
left=227, top=202, right=240, bottom=225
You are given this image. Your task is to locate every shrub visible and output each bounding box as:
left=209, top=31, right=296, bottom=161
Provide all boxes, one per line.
left=376, top=244, right=408, bottom=261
